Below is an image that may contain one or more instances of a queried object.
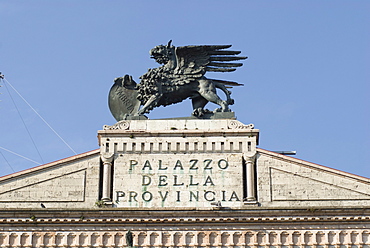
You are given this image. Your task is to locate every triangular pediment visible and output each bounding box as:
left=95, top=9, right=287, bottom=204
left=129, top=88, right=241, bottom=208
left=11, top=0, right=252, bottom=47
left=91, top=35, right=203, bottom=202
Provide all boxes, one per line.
left=256, top=148, right=370, bottom=208
left=1, top=142, right=369, bottom=209
left=0, top=150, right=100, bottom=208
left=270, top=167, right=370, bottom=201
left=0, top=169, right=87, bottom=202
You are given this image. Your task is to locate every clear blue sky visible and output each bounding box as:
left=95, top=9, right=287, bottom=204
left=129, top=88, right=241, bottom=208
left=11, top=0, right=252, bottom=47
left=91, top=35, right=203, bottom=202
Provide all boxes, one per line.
left=0, top=1, right=369, bottom=178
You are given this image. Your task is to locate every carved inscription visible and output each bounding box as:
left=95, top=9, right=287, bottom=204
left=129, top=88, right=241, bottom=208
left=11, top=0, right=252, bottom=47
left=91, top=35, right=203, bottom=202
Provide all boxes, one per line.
left=113, top=155, right=243, bottom=208
left=115, top=87, right=134, bottom=112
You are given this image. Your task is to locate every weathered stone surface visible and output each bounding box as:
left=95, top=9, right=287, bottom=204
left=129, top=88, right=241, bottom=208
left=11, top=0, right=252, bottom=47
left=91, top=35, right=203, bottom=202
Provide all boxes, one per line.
left=102, top=119, right=255, bottom=132
left=256, top=148, right=370, bottom=207
left=0, top=150, right=100, bottom=209
left=1, top=119, right=370, bottom=247
left=2, top=119, right=369, bottom=210
left=114, top=153, right=243, bottom=208
left=99, top=119, right=258, bottom=208
left=0, top=209, right=369, bottom=247
left=0, top=169, right=86, bottom=202
left=1, top=119, right=370, bottom=211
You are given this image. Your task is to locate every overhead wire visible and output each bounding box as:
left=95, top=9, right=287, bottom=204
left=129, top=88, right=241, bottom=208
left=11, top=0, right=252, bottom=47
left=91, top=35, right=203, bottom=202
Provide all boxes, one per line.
left=0, top=146, right=42, bottom=165
left=0, top=147, right=16, bottom=173
left=0, top=75, right=17, bottom=172
left=0, top=75, right=16, bottom=172
left=3, top=77, right=77, bottom=155
left=2, top=77, right=45, bottom=164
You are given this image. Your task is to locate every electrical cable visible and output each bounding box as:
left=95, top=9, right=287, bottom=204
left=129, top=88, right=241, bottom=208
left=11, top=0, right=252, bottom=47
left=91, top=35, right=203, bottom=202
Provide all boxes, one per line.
left=0, top=149, right=16, bottom=173
left=2, top=78, right=45, bottom=164
left=3, top=77, right=77, bottom=155
left=0, top=73, right=42, bottom=169
left=0, top=146, right=42, bottom=165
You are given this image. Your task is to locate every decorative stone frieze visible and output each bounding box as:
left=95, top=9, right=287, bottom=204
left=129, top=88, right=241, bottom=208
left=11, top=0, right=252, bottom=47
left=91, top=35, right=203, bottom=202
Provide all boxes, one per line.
left=1, top=119, right=370, bottom=248
left=1, top=209, right=369, bottom=248
left=103, top=120, right=130, bottom=130
left=228, top=120, right=254, bottom=129
left=1, top=229, right=369, bottom=248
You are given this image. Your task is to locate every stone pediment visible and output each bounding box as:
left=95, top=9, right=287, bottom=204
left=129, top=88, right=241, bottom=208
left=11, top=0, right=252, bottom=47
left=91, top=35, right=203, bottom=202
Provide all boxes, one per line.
left=98, top=119, right=259, bottom=209
left=0, top=169, right=86, bottom=202
left=270, top=167, right=370, bottom=201
left=0, top=121, right=369, bottom=210
left=256, top=148, right=370, bottom=208
left=0, top=150, right=100, bottom=209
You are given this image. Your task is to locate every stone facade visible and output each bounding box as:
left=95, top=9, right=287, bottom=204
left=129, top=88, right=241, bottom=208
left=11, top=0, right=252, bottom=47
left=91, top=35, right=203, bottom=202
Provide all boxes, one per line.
left=1, top=209, right=370, bottom=247
left=99, top=119, right=258, bottom=208
left=257, top=149, right=370, bottom=208
left=0, top=119, right=369, bottom=247
left=0, top=150, right=100, bottom=209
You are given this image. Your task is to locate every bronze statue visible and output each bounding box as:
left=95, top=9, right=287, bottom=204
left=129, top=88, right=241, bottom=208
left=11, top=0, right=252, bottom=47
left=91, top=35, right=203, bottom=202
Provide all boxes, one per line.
left=109, top=41, right=247, bottom=121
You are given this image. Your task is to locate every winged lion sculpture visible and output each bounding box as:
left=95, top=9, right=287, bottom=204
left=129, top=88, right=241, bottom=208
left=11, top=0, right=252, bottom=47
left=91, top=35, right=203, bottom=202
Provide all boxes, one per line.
left=109, top=41, right=247, bottom=121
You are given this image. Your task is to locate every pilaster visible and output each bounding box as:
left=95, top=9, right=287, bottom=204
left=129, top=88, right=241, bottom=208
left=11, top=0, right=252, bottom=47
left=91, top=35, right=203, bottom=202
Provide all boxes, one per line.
left=101, top=153, right=114, bottom=202
left=97, top=119, right=258, bottom=209
left=243, top=153, right=257, bottom=202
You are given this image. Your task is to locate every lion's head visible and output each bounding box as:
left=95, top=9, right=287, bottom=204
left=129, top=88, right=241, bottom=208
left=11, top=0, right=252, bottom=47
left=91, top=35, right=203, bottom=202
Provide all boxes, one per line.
left=114, top=74, right=136, bottom=89
left=150, top=40, right=175, bottom=65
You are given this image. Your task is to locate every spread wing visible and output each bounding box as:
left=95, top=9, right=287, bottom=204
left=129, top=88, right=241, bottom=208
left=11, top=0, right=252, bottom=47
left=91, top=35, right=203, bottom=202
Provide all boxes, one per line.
left=174, top=45, right=247, bottom=86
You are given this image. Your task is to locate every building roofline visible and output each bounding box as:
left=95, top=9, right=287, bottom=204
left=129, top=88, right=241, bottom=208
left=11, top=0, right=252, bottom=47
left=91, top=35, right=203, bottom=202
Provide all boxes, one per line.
left=1, top=147, right=368, bottom=182
left=0, top=149, right=100, bottom=181
left=257, top=148, right=370, bottom=181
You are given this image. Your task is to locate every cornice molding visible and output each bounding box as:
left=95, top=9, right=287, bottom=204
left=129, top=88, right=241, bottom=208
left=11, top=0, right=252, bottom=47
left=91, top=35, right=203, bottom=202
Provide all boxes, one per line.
left=1, top=210, right=369, bottom=225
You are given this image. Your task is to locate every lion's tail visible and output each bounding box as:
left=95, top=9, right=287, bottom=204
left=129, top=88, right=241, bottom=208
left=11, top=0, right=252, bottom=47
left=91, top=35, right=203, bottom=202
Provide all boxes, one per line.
left=209, top=78, right=243, bottom=88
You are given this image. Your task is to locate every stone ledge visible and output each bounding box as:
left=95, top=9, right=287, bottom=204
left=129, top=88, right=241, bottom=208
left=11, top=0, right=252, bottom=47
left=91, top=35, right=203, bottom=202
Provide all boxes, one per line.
left=1, top=215, right=370, bottom=225
left=102, top=119, right=255, bottom=132
left=243, top=200, right=259, bottom=206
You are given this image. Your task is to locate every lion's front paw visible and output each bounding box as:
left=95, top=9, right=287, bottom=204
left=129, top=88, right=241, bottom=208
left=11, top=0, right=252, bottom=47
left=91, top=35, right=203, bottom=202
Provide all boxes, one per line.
left=214, top=107, right=231, bottom=113
left=192, top=108, right=205, bottom=117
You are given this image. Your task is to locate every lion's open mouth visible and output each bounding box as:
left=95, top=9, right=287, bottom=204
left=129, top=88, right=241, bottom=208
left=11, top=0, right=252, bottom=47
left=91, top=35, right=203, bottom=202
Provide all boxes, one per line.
left=150, top=53, right=161, bottom=59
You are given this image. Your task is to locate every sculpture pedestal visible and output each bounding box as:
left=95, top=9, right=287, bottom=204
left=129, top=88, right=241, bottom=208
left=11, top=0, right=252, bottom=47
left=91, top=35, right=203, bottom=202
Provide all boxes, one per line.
left=98, top=119, right=258, bottom=209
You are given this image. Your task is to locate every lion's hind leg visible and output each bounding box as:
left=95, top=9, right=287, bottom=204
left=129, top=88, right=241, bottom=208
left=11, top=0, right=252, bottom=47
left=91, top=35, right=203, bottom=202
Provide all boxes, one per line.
left=191, top=96, right=209, bottom=117
left=214, top=82, right=234, bottom=105
left=198, top=79, right=230, bottom=113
